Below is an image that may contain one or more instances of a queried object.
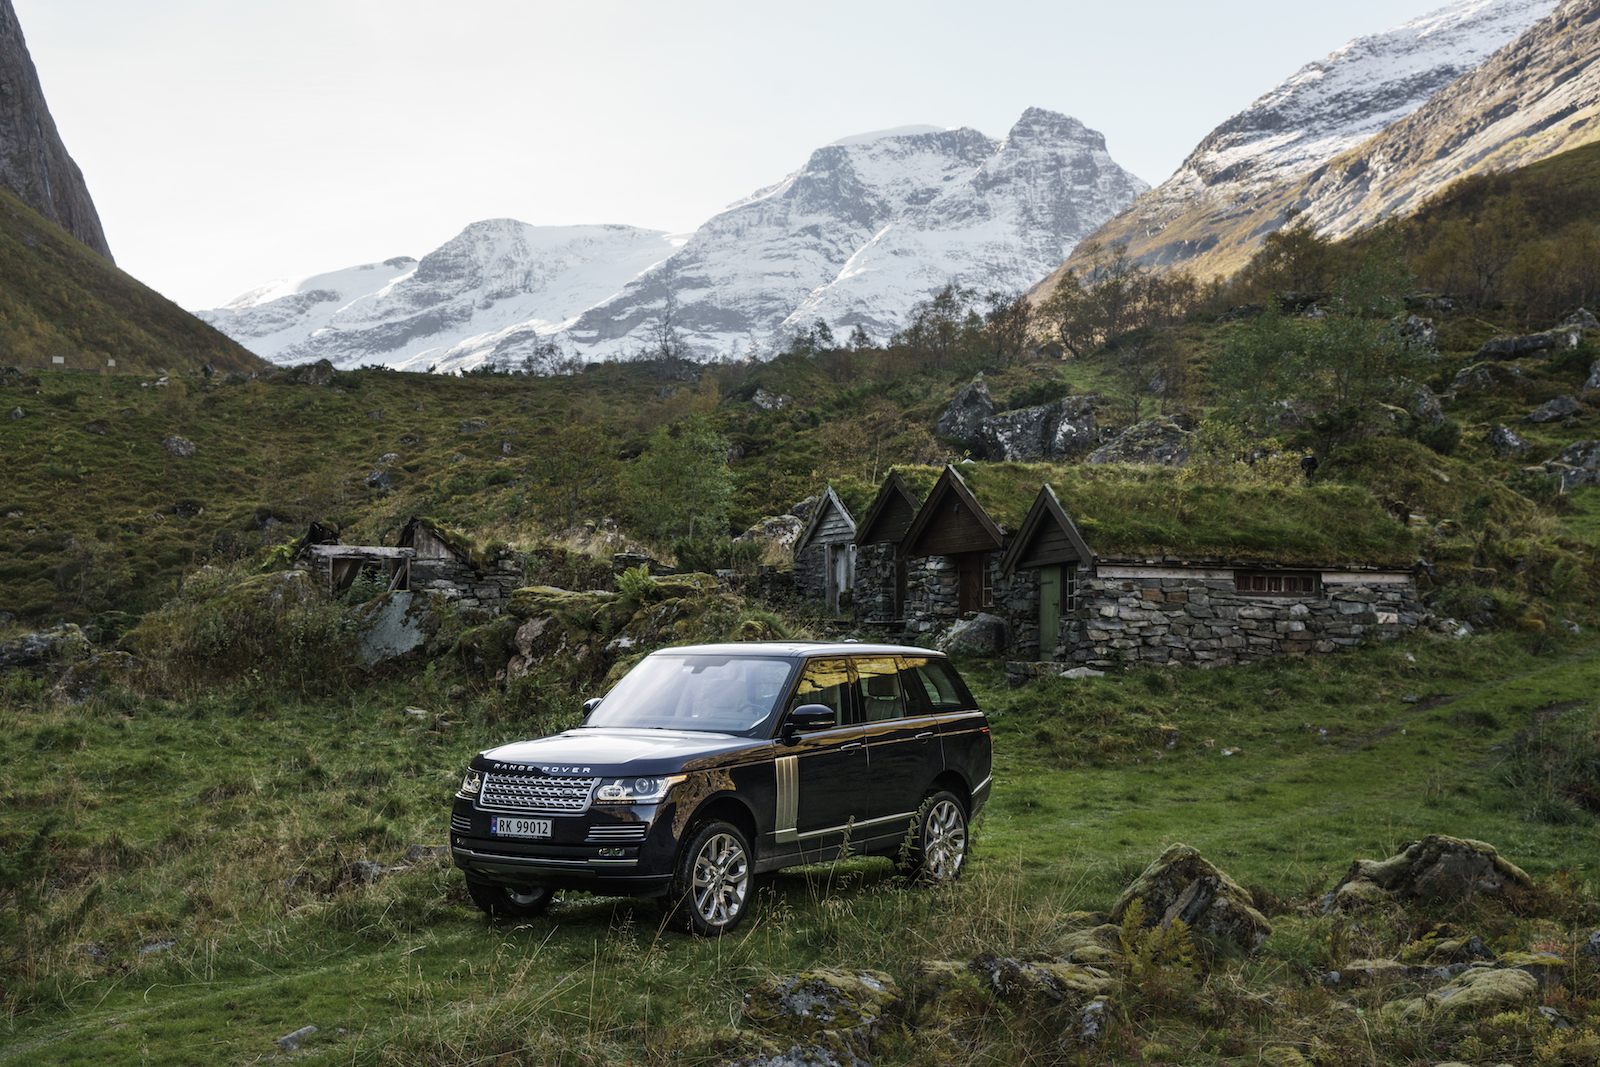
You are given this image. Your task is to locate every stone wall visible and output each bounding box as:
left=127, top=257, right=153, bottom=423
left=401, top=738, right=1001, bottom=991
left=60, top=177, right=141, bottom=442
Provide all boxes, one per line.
left=793, top=543, right=825, bottom=602
left=1066, top=568, right=1422, bottom=668
left=1000, top=566, right=1043, bottom=659
left=856, top=542, right=899, bottom=623
left=903, top=551, right=1010, bottom=634
left=409, top=551, right=524, bottom=614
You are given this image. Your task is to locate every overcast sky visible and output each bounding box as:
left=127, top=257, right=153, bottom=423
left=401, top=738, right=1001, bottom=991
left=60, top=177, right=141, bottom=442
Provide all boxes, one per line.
left=17, top=0, right=1447, bottom=311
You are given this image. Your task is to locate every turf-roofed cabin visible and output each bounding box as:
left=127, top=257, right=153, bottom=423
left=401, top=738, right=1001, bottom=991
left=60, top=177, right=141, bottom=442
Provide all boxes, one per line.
left=792, top=486, right=865, bottom=614
left=851, top=467, right=944, bottom=624
left=866, top=463, right=1424, bottom=668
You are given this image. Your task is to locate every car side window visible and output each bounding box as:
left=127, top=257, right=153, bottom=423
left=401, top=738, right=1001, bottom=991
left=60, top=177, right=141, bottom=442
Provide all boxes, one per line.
left=789, top=658, right=852, bottom=725
left=902, top=657, right=969, bottom=710
left=854, top=656, right=906, bottom=722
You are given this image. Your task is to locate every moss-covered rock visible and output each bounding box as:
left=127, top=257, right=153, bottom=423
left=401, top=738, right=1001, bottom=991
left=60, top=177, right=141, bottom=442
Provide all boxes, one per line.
left=741, top=969, right=901, bottom=1059
left=1326, top=835, right=1533, bottom=911
left=968, top=953, right=1118, bottom=1004
left=1109, top=844, right=1273, bottom=956
left=1058, top=923, right=1124, bottom=967
left=1382, top=964, right=1540, bottom=1019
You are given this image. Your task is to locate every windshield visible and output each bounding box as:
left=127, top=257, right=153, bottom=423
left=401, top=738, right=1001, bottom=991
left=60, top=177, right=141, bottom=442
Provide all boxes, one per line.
left=583, top=654, right=796, bottom=734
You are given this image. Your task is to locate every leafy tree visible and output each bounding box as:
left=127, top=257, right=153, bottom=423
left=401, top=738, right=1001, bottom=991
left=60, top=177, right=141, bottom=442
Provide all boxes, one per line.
left=983, top=289, right=1033, bottom=364
left=1229, top=224, right=1347, bottom=303
left=1037, top=242, right=1200, bottom=359
left=626, top=415, right=734, bottom=541
left=1211, top=227, right=1436, bottom=449
left=895, top=283, right=981, bottom=369
left=528, top=422, right=622, bottom=530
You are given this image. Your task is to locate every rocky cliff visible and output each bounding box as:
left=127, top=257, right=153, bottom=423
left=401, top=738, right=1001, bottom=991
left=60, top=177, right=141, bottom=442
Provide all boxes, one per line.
left=0, top=0, right=112, bottom=260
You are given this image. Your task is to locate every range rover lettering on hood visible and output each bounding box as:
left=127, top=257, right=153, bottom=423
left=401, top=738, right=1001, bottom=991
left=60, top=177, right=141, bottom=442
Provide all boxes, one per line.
left=490, top=762, right=594, bottom=774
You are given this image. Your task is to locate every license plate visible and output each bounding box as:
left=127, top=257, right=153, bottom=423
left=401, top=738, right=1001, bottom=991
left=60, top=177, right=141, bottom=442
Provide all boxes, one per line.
left=490, top=816, right=552, bottom=838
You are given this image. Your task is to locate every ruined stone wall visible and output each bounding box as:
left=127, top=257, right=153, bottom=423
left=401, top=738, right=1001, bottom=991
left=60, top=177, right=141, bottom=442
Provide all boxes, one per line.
left=410, top=551, right=524, bottom=614
left=1069, top=569, right=1422, bottom=668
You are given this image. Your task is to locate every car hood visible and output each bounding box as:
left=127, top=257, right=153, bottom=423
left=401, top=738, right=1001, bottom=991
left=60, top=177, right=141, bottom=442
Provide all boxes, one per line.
left=478, top=728, right=763, bottom=775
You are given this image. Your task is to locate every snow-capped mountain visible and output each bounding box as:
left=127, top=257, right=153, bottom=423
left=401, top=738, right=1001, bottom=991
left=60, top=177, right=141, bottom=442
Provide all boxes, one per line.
left=198, top=223, right=684, bottom=372
left=1032, top=0, right=1557, bottom=291
left=198, top=108, right=1146, bottom=371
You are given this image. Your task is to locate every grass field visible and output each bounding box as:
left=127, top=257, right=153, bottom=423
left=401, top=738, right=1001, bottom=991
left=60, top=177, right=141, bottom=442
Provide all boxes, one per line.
left=3, top=627, right=1597, bottom=1065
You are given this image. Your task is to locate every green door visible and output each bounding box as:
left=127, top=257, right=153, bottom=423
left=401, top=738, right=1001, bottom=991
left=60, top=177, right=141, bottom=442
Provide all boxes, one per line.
left=1039, top=566, right=1062, bottom=658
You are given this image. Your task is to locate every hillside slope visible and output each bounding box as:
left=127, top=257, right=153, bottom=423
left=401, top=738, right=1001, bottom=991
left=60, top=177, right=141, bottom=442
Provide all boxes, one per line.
left=0, top=186, right=270, bottom=376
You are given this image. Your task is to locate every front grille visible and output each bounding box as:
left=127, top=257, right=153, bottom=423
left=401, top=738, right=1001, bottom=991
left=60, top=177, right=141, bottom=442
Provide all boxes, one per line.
left=479, top=772, right=598, bottom=815
left=587, top=825, right=648, bottom=842
left=450, top=813, right=472, bottom=833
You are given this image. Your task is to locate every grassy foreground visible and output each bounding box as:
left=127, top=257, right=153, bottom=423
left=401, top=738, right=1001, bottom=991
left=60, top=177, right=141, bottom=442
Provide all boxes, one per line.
left=2, top=627, right=1598, bottom=1065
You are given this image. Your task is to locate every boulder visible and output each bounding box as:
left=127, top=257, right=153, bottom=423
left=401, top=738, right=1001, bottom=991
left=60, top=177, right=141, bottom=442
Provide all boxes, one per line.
left=52, top=651, right=136, bottom=702
left=1382, top=964, right=1539, bottom=1020
left=751, top=387, right=795, bottom=413
left=1108, top=844, right=1272, bottom=956
left=968, top=953, right=1117, bottom=1004
left=1543, top=440, right=1600, bottom=490
left=734, top=513, right=805, bottom=551
left=1086, top=416, right=1192, bottom=466
left=1476, top=325, right=1582, bottom=360
left=936, top=375, right=993, bottom=441
left=353, top=591, right=450, bottom=665
left=1487, top=424, right=1530, bottom=457
left=7, top=406, right=20, bottom=419
left=459, top=418, right=489, bottom=433
left=1397, top=314, right=1437, bottom=348
left=83, top=419, right=108, bottom=435
left=287, top=358, right=336, bottom=385
left=1585, top=360, right=1600, bottom=394
left=975, top=395, right=1097, bottom=461
left=1450, top=361, right=1522, bottom=393
left=162, top=436, right=197, bottom=458
left=742, top=969, right=901, bottom=1055
left=1410, top=384, right=1445, bottom=426
left=0, top=622, right=94, bottom=672
left=1324, top=835, right=1532, bottom=911
left=1526, top=396, right=1585, bottom=423
left=1561, top=308, right=1599, bottom=332
left=938, top=613, right=1007, bottom=654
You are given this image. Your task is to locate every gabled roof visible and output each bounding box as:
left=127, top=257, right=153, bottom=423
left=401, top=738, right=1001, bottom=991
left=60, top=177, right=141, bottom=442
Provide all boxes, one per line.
left=1000, top=484, right=1095, bottom=577
left=793, top=485, right=857, bottom=555
left=900, top=464, right=1007, bottom=557
left=853, top=466, right=941, bottom=545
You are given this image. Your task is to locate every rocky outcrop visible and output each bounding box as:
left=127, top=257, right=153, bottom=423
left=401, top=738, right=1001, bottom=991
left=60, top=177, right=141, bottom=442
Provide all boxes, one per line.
left=1488, top=424, right=1530, bottom=457
left=1543, top=439, right=1600, bottom=489
left=975, top=396, right=1097, bottom=461
left=1108, top=844, right=1272, bottom=956
left=0, top=1, right=113, bottom=259
left=1382, top=965, right=1541, bottom=1019
left=1086, top=416, right=1192, bottom=466
left=738, top=969, right=901, bottom=1066
left=1410, top=384, right=1446, bottom=426
left=1325, top=835, right=1533, bottom=911
left=1584, top=360, right=1600, bottom=393
left=936, top=376, right=993, bottom=441
left=1526, top=396, right=1584, bottom=423
left=1477, top=324, right=1584, bottom=359
left=1451, top=361, right=1522, bottom=393
left=0, top=622, right=93, bottom=673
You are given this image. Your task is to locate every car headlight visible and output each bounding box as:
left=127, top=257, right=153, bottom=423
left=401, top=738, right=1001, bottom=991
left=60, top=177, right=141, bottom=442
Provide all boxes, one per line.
left=593, top=774, right=685, bottom=804
left=459, top=770, right=482, bottom=795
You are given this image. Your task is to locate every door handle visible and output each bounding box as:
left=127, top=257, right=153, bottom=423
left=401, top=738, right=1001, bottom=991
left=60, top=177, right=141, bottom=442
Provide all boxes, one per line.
left=839, top=741, right=863, bottom=751
left=915, top=732, right=934, bottom=740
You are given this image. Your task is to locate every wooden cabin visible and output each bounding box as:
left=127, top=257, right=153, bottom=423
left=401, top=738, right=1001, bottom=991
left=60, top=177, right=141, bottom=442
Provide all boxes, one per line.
left=792, top=486, right=857, bottom=614
left=897, top=465, right=1010, bottom=625
left=852, top=467, right=941, bottom=624
left=998, top=484, right=1094, bottom=659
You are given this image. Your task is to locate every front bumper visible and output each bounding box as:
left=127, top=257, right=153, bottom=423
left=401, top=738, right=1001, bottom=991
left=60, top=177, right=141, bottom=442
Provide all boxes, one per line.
left=449, top=795, right=678, bottom=895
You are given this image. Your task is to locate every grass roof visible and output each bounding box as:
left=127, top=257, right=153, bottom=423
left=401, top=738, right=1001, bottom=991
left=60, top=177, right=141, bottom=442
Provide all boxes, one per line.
left=949, top=462, right=1418, bottom=569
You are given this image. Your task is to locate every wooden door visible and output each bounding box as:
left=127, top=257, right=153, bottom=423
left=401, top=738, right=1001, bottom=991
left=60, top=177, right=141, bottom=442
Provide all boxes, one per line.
left=1039, top=565, right=1062, bottom=658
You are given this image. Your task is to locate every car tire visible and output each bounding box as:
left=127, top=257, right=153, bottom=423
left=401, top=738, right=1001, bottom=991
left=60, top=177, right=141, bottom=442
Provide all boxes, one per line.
left=465, top=875, right=553, bottom=919
left=899, top=791, right=968, bottom=884
left=664, top=820, right=752, bottom=936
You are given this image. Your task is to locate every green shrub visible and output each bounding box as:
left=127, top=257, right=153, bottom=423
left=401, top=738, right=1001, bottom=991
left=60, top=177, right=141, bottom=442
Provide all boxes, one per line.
left=616, top=564, right=659, bottom=602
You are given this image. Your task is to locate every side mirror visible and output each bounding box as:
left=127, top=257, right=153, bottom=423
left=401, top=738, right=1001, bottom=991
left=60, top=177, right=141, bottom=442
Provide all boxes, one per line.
left=781, top=703, right=837, bottom=745
left=580, top=697, right=602, bottom=720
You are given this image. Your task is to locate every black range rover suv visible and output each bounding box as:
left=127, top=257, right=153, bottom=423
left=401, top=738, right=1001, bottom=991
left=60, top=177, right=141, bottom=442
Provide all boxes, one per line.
left=450, top=642, right=992, bottom=935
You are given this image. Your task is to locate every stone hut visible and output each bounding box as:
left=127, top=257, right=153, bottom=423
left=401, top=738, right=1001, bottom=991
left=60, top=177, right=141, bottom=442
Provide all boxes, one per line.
left=792, top=486, right=859, bottom=614
left=897, top=465, right=1013, bottom=631
left=996, top=478, right=1423, bottom=667
left=852, top=467, right=942, bottom=624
